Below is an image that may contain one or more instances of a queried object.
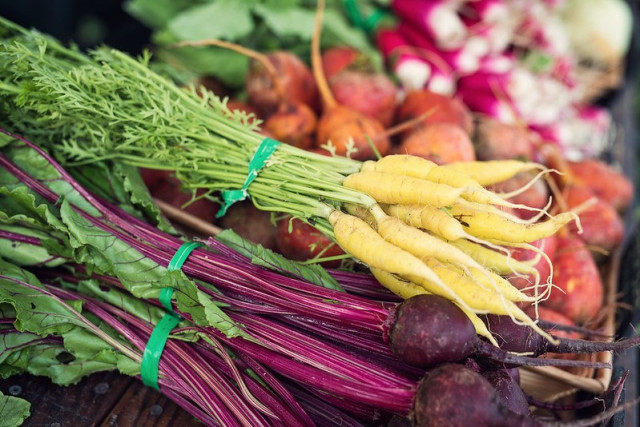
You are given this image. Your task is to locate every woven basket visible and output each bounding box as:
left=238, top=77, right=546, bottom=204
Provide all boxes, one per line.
left=519, top=247, right=622, bottom=402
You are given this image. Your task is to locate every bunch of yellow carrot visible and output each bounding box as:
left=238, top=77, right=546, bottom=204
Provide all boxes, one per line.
left=330, top=154, right=578, bottom=344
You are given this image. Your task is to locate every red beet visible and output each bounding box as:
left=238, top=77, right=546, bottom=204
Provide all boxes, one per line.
left=146, top=173, right=219, bottom=222
left=481, top=368, right=530, bottom=417
left=389, top=295, right=610, bottom=370
left=413, top=364, right=535, bottom=427
left=275, top=216, right=344, bottom=267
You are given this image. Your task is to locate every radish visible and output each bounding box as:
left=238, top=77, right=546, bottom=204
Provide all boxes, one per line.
left=311, top=0, right=390, bottom=160
left=392, top=0, right=467, bottom=50
left=398, top=21, right=480, bottom=74
left=488, top=171, right=550, bottom=220
left=376, top=27, right=433, bottom=91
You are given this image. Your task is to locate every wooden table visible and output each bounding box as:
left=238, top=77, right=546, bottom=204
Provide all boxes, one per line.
left=0, top=372, right=199, bottom=426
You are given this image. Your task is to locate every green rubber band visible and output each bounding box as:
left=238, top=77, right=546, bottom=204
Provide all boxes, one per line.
left=216, top=138, right=281, bottom=218
left=140, top=312, right=181, bottom=389
left=167, top=241, right=204, bottom=272
left=140, top=241, right=203, bottom=389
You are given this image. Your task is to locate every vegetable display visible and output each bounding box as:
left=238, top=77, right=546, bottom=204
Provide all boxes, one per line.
left=0, top=131, right=635, bottom=426
left=0, top=16, right=578, bottom=342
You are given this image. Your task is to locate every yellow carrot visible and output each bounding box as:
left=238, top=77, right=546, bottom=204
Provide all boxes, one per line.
left=441, top=160, right=546, bottom=186
left=367, top=205, right=506, bottom=284
left=328, top=210, right=473, bottom=312
left=382, top=204, right=508, bottom=254
left=448, top=238, right=540, bottom=281
left=361, top=155, right=544, bottom=214
left=447, top=204, right=578, bottom=243
left=370, top=267, right=499, bottom=346
left=419, top=259, right=557, bottom=344
left=342, top=171, right=464, bottom=207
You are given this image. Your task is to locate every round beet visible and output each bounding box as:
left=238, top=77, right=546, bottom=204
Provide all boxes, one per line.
left=482, top=368, right=530, bottom=416
left=390, top=294, right=476, bottom=367
left=413, top=364, right=535, bottom=427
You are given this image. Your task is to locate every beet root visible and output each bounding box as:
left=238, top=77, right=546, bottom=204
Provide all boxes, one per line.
left=481, top=368, right=530, bottom=417
left=413, top=364, right=535, bottom=427
left=391, top=295, right=613, bottom=370
left=390, top=294, right=476, bottom=367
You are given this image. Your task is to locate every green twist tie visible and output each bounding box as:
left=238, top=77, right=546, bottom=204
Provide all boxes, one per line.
left=140, top=241, right=203, bottom=389
left=342, top=0, right=389, bottom=33
left=216, top=138, right=281, bottom=218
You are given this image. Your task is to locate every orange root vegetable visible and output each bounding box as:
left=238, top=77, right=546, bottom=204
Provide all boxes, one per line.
left=394, top=123, right=476, bottom=165
left=275, top=215, right=345, bottom=267
left=343, top=172, right=465, bottom=207
left=329, top=70, right=399, bottom=128
left=566, top=158, right=634, bottom=212
left=365, top=206, right=507, bottom=283
left=382, top=204, right=506, bottom=252
left=543, top=233, right=604, bottom=324
left=321, top=46, right=363, bottom=79
left=246, top=50, right=320, bottom=116
left=312, top=0, right=390, bottom=160
left=263, top=103, right=317, bottom=150
left=314, top=105, right=391, bottom=159
left=473, top=118, right=536, bottom=161
left=562, top=185, right=625, bottom=252
left=506, top=236, right=557, bottom=294
left=448, top=239, right=539, bottom=280
left=422, top=259, right=556, bottom=343
left=395, top=89, right=474, bottom=139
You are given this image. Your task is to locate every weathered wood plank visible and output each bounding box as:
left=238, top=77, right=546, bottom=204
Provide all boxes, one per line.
left=0, top=371, right=132, bottom=426
left=100, top=380, right=200, bottom=427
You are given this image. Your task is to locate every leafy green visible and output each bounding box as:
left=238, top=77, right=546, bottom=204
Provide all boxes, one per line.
left=0, top=391, right=30, bottom=427
left=214, top=229, right=343, bottom=292
left=124, top=0, right=382, bottom=88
